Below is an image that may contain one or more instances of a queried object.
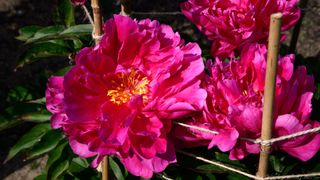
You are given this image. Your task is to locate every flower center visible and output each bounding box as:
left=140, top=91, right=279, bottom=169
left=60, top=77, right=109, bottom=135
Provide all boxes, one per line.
left=107, top=69, right=150, bottom=105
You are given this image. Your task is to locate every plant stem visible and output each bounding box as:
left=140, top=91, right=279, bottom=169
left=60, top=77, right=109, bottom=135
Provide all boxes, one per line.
left=120, top=0, right=132, bottom=15
left=82, top=5, right=94, bottom=26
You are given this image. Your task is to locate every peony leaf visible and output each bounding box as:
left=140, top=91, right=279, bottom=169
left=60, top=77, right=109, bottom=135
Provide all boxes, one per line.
left=26, top=25, right=65, bottom=44
left=27, top=130, right=65, bottom=159
left=46, top=140, right=68, bottom=171
left=16, top=25, right=42, bottom=41
left=17, top=42, right=71, bottom=68
left=55, top=66, right=73, bottom=76
left=0, top=102, right=50, bottom=132
left=214, top=152, right=246, bottom=169
left=33, top=173, right=47, bottom=180
left=50, top=159, right=70, bottom=179
left=314, top=84, right=320, bottom=100
left=20, top=110, right=51, bottom=123
left=67, top=157, right=90, bottom=174
left=60, top=24, right=93, bottom=36
left=195, top=164, right=226, bottom=174
left=7, top=86, right=33, bottom=102
left=5, top=123, right=51, bottom=162
left=226, top=173, right=249, bottom=180
left=109, top=156, right=125, bottom=180
left=24, top=24, right=92, bottom=45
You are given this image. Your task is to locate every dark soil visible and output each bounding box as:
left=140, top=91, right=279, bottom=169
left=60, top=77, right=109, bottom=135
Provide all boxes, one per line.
left=0, top=0, right=319, bottom=179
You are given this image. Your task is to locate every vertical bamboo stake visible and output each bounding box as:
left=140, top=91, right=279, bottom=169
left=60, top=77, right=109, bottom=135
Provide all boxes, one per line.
left=102, top=156, right=109, bottom=180
left=90, top=0, right=106, bottom=179
left=91, top=0, right=103, bottom=44
left=256, top=13, right=283, bottom=178
left=120, top=0, right=132, bottom=16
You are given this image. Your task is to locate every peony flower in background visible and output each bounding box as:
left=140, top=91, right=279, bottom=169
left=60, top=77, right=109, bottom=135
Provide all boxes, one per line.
left=181, top=0, right=300, bottom=58
left=174, top=43, right=320, bottom=161
left=46, top=15, right=206, bottom=178
left=71, top=0, right=86, bottom=6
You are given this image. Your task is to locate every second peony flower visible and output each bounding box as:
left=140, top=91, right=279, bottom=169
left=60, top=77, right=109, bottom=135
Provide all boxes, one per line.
left=181, top=0, right=300, bottom=58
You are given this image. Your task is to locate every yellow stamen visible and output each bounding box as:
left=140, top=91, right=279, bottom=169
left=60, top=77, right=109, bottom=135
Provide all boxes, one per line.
left=107, top=69, right=150, bottom=105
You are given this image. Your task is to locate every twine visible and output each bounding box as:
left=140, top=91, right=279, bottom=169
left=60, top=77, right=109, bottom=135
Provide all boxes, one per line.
left=174, top=122, right=219, bottom=135
left=92, top=31, right=104, bottom=41
left=158, top=174, right=174, bottom=180
left=264, top=173, right=320, bottom=179
left=175, top=122, right=320, bottom=145
left=82, top=5, right=94, bottom=26
left=178, top=150, right=259, bottom=179
left=179, top=150, right=320, bottom=180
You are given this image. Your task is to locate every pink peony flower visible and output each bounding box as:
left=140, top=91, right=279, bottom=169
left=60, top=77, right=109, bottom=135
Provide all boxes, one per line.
left=46, top=15, right=207, bottom=178
left=71, top=0, right=86, bottom=6
left=174, top=43, right=320, bottom=161
left=181, top=0, right=300, bottom=58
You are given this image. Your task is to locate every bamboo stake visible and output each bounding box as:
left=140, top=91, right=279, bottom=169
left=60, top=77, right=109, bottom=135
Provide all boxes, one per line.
left=90, top=0, right=107, bottom=179
left=256, top=13, right=283, bottom=178
left=102, top=156, right=109, bottom=180
left=91, top=0, right=103, bottom=44
left=120, top=0, right=132, bottom=16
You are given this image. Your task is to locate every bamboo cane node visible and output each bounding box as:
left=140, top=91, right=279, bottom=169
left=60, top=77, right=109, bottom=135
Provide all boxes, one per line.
left=260, top=145, right=272, bottom=154
left=92, top=7, right=100, bottom=13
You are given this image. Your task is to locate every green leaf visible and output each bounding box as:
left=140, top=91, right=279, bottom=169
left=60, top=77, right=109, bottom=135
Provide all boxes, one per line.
left=46, top=140, right=68, bottom=171
left=24, top=25, right=92, bottom=45
left=5, top=123, right=51, bottom=162
left=50, top=159, right=70, bottom=179
left=60, top=24, right=93, bottom=36
left=7, top=86, right=33, bottom=102
left=18, top=42, right=71, bottom=68
left=16, top=26, right=42, bottom=41
left=269, top=155, right=283, bottom=173
left=195, top=164, right=226, bottom=174
left=314, top=84, right=320, bottom=100
left=214, top=152, right=246, bottom=169
left=58, top=0, right=75, bottom=27
left=73, top=39, right=84, bottom=50
left=109, top=157, right=125, bottom=180
left=0, top=102, right=49, bottom=131
left=72, top=157, right=89, bottom=168
left=26, top=25, right=65, bottom=44
left=205, top=174, right=216, bottom=180
left=20, top=110, right=51, bottom=123
left=55, top=66, right=72, bottom=76
left=34, top=173, right=47, bottom=180
left=68, top=157, right=90, bottom=174
left=29, top=98, right=46, bottom=104
left=227, top=173, right=249, bottom=180
left=27, top=130, right=64, bottom=159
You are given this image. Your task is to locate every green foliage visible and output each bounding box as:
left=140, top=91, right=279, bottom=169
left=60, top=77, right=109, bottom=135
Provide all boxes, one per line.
left=109, top=156, right=127, bottom=180
left=5, top=123, right=51, bottom=162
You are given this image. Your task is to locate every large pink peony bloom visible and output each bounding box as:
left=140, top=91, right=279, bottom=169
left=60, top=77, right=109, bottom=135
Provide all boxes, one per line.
left=46, top=15, right=207, bottom=178
left=181, top=0, right=300, bottom=58
left=174, top=43, right=320, bottom=161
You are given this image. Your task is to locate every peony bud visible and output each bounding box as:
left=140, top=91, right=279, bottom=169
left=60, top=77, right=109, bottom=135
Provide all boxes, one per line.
left=71, top=0, right=86, bottom=6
